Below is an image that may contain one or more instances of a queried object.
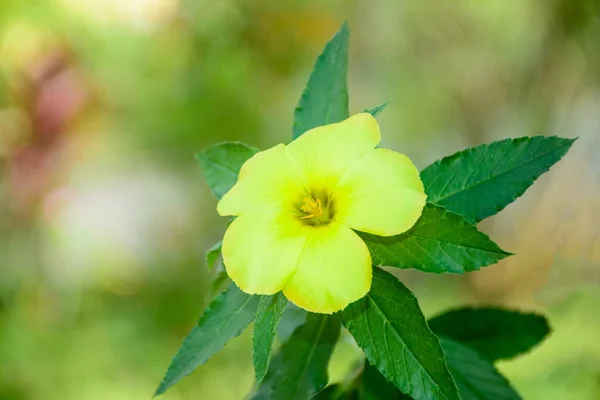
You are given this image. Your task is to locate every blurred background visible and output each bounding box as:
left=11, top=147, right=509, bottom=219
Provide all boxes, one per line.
left=0, top=0, right=599, bottom=399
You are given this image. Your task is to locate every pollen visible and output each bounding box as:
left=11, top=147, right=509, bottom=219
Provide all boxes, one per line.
left=300, top=196, right=323, bottom=219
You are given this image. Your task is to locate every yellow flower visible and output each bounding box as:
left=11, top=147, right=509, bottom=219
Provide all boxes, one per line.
left=218, top=113, right=426, bottom=314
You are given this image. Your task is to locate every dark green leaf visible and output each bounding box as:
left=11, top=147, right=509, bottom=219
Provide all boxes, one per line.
left=253, top=293, right=288, bottom=383
left=293, top=21, right=349, bottom=139
left=365, top=99, right=392, bottom=117
left=360, top=205, right=511, bottom=274
left=361, top=362, right=411, bottom=400
left=428, top=308, right=551, bottom=361
left=205, top=240, right=222, bottom=270
left=341, top=267, right=460, bottom=400
left=254, top=314, right=341, bottom=400
left=441, top=339, right=522, bottom=400
left=195, top=141, right=259, bottom=199
left=155, top=284, right=260, bottom=396
left=277, top=303, right=308, bottom=342
left=252, top=351, right=284, bottom=400
left=420, top=136, right=576, bottom=223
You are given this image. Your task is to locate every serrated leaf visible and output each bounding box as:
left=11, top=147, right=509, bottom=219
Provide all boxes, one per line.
left=361, top=362, right=411, bottom=400
left=254, top=314, right=341, bottom=400
left=359, top=205, right=511, bottom=274
left=441, top=339, right=522, bottom=400
left=195, top=141, right=259, bottom=199
left=365, top=99, right=392, bottom=117
left=341, top=267, right=460, bottom=400
left=420, top=136, right=576, bottom=223
left=205, top=240, right=222, bottom=270
left=293, top=21, right=349, bottom=139
left=428, top=308, right=551, bottom=361
left=253, top=292, right=288, bottom=383
left=155, top=284, right=260, bottom=396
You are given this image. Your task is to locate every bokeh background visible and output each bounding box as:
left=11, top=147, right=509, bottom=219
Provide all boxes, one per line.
left=1, top=0, right=599, bottom=399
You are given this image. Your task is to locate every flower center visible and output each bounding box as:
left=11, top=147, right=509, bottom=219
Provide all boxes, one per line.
left=300, top=197, right=323, bottom=219
left=297, top=194, right=333, bottom=225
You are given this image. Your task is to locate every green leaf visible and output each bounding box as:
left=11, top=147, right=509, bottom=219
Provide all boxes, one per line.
left=364, top=99, right=392, bottom=117
left=205, top=240, right=222, bottom=270
left=428, top=308, right=551, bottom=361
left=359, top=205, right=511, bottom=274
left=195, top=141, right=259, bottom=199
left=210, top=270, right=231, bottom=296
left=253, top=293, right=288, bottom=383
left=254, top=314, right=341, bottom=400
left=293, top=21, right=349, bottom=139
left=277, top=303, right=308, bottom=342
left=155, top=284, right=260, bottom=396
left=440, top=339, right=522, bottom=400
left=361, top=362, right=411, bottom=400
left=313, top=384, right=356, bottom=400
left=341, top=267, right=460, bottom=400
left=420, top=136, right=576, bottom=223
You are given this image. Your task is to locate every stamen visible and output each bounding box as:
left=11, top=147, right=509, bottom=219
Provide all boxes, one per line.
left=300, top=197, right=323, bottom=219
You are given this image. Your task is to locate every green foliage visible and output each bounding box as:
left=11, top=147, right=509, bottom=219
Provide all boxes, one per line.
left=428, top=308, right=551, bottom=361
left=195, top=142, right=259, bottom=199
left=341, top=268, right=460, bottom=400
left=440, top=339, right=522, bottom=400
left=252, top=293, right=288, bottom=383
left=205, top=240, right=222, bottom=271
left=277, top=304, right=308, bottom=342
left=312, top=384, right=357, bottom=400
left=253, top=314, right=341, bottom=400
left=360, top=205, right=511, bottom=273
left=360, top=339, right=523, bottom=400
left=155, top=284, right=260, bottom=396
left=293, top=21, right=350, bottom=138
left=420, top=136, right=576, bottom=223
left=362, top=362, right=411, bottom=400
left=365, top=99, right=392, bottom=117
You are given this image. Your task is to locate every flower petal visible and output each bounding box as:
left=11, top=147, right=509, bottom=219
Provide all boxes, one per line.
left=286, top=113, right=380, bottom=191
left=222, top=212, right=306, bottom=294
left=217, top=144, right=305, bottom=216
left=283, top=221, right=372, bottom=314
left=335, top=148, right=426, bottom=236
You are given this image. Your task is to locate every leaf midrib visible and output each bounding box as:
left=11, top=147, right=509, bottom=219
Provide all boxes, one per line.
left=368, top=232, right=505, bottom=254
left=284, top=316, right=328, bottom=398
left=365, top=293, right=452, bottom=400
left=429, top=140, right=571, bottom=204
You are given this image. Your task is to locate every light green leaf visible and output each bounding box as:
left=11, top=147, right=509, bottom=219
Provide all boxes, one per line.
left=293, top=21, right=349, bottom=139
left=155, top=284, right=260, bottom=396
left=205, top=240, right=222, bottom=270
left=441, top=339, right=522, bottom=400
left=428, top=308, right=551, bottom=361
left=312, top=384, right=355, bottom=400
left=361, top=361, right=411, bottom=400
left=195, top=141, right=259, bottom=199
left=253, top=292, right=288, bottom=383
left=364, top=99, right=392, bottom=117
left=254, top=314, right=341, bottom=400
left=420, top=136, right=576, bottom=223
left=359, top=205, right=511, bottom=274
left=341, top=267, right=460, bottom=400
